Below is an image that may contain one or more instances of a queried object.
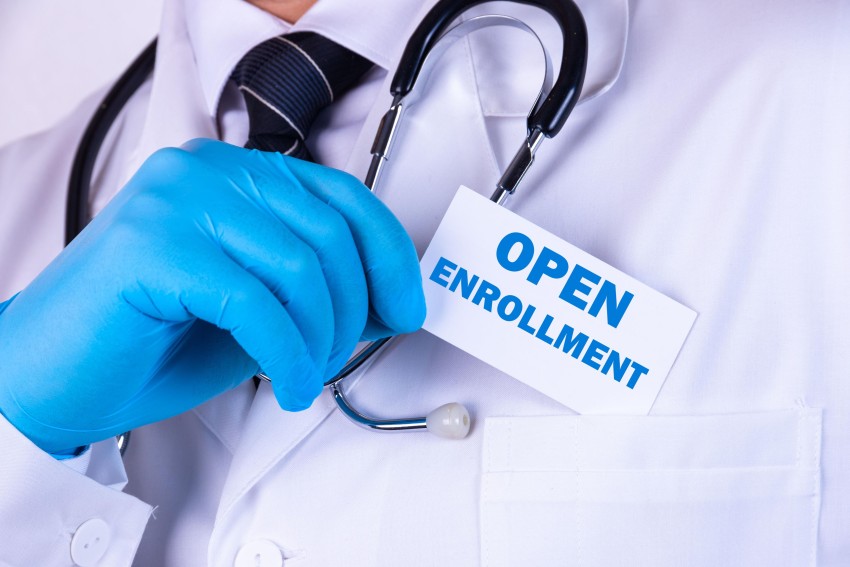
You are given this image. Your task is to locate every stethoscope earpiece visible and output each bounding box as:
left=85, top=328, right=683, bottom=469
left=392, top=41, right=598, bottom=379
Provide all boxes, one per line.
left=426, top=402, right=471, bottom=439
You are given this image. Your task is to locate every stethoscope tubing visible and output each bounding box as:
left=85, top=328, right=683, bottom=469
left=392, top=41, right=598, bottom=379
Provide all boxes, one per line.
left=66, top=39, right=157, bottom=246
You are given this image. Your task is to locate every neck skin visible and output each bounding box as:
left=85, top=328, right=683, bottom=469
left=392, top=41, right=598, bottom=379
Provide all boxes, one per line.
left=245, top=0, right=318, bottom=23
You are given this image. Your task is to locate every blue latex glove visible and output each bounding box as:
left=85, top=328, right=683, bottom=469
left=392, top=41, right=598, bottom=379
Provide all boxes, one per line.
left=0, top=139, right=425, bottom=455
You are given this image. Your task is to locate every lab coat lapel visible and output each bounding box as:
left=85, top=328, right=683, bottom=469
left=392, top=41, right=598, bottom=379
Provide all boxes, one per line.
left=214, top=382, right=337, bottom=521
left=121, top=0, right=218, bottom=186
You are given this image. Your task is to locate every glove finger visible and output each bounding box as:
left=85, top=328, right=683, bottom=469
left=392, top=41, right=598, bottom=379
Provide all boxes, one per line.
left=279, top=156, right=426, bottom=336
left=254, top=197, right=367, bottom=377
left=202, top=198, right=336, bottom=374
left=229, top=171, right=368, bottom=377
left=125, top=248, right=325, bottom=411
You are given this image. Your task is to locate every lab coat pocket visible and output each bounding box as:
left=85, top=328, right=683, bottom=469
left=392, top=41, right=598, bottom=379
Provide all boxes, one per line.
left=480, top=409, right=821, bottom=567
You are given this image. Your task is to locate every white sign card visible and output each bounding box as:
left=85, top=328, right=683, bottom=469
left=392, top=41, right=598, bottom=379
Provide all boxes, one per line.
left=420, top=186, right=697, bottom=415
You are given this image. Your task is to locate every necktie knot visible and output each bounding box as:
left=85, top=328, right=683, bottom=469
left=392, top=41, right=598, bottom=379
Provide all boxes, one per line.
left=232, top=32, right=373, bottom=157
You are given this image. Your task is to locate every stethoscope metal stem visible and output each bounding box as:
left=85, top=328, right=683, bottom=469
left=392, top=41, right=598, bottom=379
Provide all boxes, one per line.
left=255, top=336, right=389, bottom=387
left=492, top=128, right=545, bottom=206
left=330, top=382, right=427, bottom=431
left=365, top=96, right=404, bottom=191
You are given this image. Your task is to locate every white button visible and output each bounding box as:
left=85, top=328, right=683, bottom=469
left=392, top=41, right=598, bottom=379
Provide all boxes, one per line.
left=71, top=518, right=111, bottom=566
left=234, top=539, right=284, bottom=567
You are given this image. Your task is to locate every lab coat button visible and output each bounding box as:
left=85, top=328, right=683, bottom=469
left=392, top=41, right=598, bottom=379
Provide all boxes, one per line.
left=70, top=518, right=111, bottom=566
left=234, top=539, right=284, bottom=567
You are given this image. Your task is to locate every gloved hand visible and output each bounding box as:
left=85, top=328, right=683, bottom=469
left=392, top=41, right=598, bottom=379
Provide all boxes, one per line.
left=0, top=139, right=425, bottom=455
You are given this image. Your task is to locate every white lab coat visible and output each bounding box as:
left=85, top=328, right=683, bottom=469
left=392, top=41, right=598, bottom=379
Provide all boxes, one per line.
left=1, top=0, right=849, bottom=566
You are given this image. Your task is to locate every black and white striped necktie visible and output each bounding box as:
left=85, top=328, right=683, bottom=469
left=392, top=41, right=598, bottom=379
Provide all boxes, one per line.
left=232, top=32, right=373, bottom=159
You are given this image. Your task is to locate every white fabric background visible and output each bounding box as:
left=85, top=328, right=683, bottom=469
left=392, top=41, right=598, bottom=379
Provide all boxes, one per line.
left=0, top=1, right=163, bottom=147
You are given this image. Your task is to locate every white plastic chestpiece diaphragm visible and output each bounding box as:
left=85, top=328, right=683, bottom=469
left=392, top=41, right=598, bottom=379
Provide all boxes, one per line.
left=425, top=402, right=471, bottom=439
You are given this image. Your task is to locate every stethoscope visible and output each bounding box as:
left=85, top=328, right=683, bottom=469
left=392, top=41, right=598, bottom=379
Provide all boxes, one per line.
left=66, top=0, right=588, bottom=451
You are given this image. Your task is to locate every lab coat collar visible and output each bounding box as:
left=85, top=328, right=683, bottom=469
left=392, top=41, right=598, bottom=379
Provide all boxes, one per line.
left=182, top=0, right=425, bottom=122
left=125, top=0, right=218, bottom=184
left=213, top=383, right=341, bottom=526
left=183, top=0, right=289, bottom=123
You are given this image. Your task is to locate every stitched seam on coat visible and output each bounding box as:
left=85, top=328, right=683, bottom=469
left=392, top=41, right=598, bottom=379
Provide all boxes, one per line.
left=191, top=408, right=236, bottom=454
left=808, top=411, right=823, bottom=567
left=575, top=418, right=582, bottom=567
left=480, top=422, right=491, bottom=567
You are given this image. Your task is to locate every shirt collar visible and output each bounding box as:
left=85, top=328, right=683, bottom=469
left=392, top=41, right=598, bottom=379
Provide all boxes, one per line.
left=182, top=0, right=425, bottom=120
